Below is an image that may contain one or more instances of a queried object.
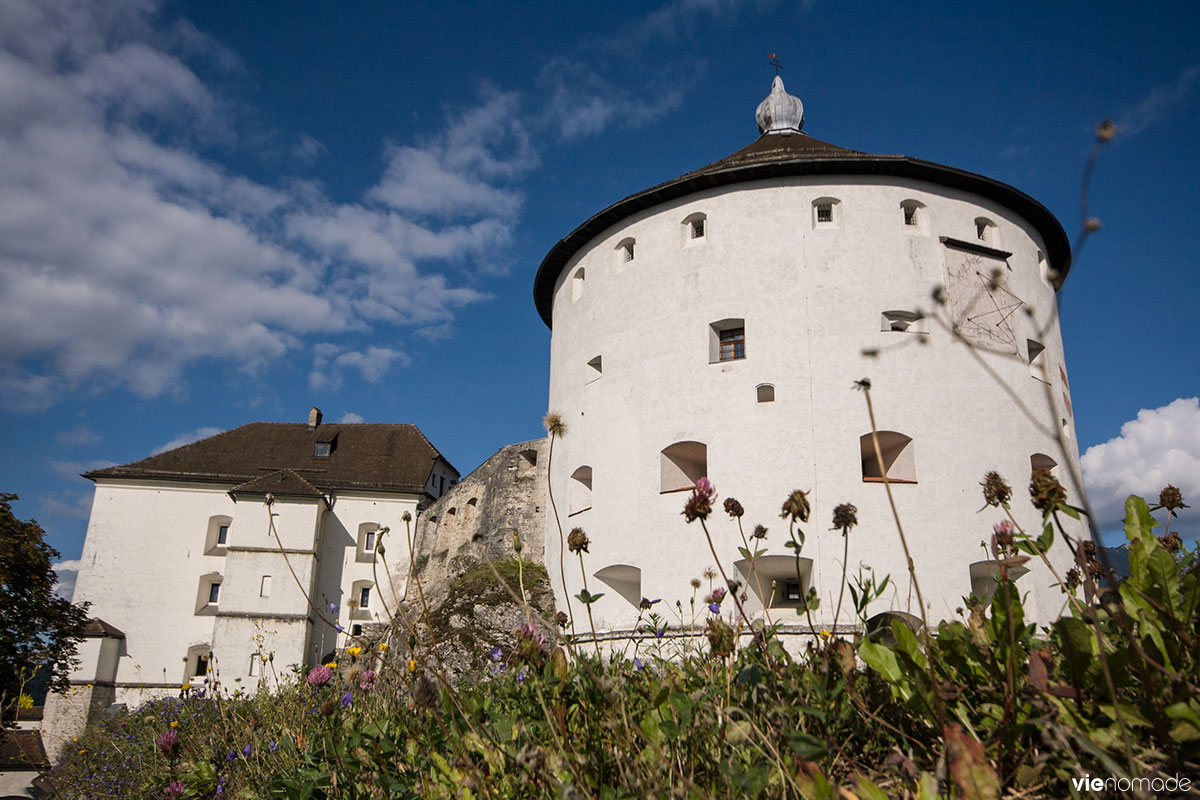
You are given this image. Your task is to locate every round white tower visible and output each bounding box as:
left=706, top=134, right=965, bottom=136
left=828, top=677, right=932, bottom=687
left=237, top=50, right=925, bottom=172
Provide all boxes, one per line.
left=535, top=78, right=1085, bottom=642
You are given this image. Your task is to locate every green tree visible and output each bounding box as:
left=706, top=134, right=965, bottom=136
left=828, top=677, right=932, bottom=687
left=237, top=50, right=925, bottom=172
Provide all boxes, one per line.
left=0, top=493, right=90, bottom=725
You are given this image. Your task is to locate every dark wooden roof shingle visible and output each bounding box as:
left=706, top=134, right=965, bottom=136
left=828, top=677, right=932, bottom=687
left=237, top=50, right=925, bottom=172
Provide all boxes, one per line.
left=86, top=423, right=455, bottom=495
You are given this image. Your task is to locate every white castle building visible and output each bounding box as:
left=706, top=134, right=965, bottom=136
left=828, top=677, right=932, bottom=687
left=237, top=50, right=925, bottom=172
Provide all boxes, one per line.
left=535, top=77, right=1085, bottom=638
left=47, top=76, right=1089, bottom=757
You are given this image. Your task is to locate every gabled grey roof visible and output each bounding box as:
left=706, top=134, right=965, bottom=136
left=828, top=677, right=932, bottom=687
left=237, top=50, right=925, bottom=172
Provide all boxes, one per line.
left=86, top=423, right=457, bottom=495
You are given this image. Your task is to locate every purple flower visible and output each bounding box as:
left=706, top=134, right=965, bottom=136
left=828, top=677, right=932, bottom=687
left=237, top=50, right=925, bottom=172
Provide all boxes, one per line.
left=712, top=587, right=727, bottom=602
left=358, top=669, right=376, bottom=691
left=334, top=624, right=344, bottom=632
left=340, top=691, right=353, bottom=707
left=226, top=750, right=236, bottom=761
left=490, top=646, right=503, bottom=661
left=708, top=603, right=720, bottom=614
left=269, top=741, right=278, bottom=753
left=242, top=743, right=251, bottom=757
left=633, top=657, right=644, bottom=671
left=167, top=781, right=184, bottom=798
left=155, top=729, right=178, bottom=758
left=329, top=603, right=338, bottom=614
left=306, top=665, right=333, bottom=686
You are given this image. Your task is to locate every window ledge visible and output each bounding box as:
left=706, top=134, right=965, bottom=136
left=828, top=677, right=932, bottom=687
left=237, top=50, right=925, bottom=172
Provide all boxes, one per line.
left=862, top=477, right=918, bottom=485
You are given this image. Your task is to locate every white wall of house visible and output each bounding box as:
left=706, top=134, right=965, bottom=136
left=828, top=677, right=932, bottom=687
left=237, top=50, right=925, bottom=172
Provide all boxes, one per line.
left=73, top=480, right=423, bottom=702
left=544, top=175, right=1085, bottom=635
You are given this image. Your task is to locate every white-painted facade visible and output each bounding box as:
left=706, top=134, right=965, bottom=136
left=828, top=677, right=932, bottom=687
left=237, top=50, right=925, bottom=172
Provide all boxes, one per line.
left=538, top=79, right=1086, bottom=638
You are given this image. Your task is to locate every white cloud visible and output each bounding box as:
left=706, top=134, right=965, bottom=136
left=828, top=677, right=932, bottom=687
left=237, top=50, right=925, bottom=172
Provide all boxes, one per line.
left=537, top=58, right=684, bottom=142
left=0, top=0, right=513, bottom=411
left=1116, top=64, right=1200, bottom=139
left=52, top=558, right=81, bottom=601
left=308, top=344, right=409, bottom=392
left=40, top=490, right=93, bottom=520
left=48, top=458, right=117, bottom=479
left=151, top=425, right=224, bottom=455
left=55, top=424, right=101, bottom=446
left=292, top=133, right=326, bottom=164
left=338, top=411, right=364, bottom=424
left=1081, top=397, right=1200, bottom=535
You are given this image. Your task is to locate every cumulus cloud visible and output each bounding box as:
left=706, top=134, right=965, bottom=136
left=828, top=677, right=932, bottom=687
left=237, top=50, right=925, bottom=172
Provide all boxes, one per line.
left=1081, top=397, right=1200, bottom=535
left=55, top=425, right=101, bottom=446
left=338, top=411, right=364, bottom=424
left=308, top=343, right=409, bottom=392
left=40, top=490, right=93, bottom=520
left=151, top=425, right=224, bottom=455
left=52, top=558, right=81, bottom=601
left=0, top=0, right=518, bottom=410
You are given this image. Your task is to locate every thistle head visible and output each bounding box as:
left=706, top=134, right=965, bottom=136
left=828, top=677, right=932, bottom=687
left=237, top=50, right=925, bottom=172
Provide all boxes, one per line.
left=780, top=490, right=811, bottom=523
left=543, top=413, right=566, bottom=438
left=980, top=471, right=1012, bottom=507
left=566, top=527, right=590, bottom=554
left=831, top=503, right=858, bottom=533
left=723, top=497, right=744, bottom=518
left=1029, top=469, right=1067, bottom=513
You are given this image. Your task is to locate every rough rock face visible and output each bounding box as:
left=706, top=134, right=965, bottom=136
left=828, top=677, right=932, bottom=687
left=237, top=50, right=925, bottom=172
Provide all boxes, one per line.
left=397, top=438, right=556, bottom=678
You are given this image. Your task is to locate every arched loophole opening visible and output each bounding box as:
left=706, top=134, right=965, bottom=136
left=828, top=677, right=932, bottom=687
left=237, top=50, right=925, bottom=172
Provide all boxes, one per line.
left=860, top=432, right=916, bottom=483
left=660, top=442, right=707, bottom=493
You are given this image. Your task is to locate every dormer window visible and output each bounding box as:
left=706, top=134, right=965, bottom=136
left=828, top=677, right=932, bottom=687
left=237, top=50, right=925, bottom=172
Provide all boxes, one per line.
left=315, top=442, right=331, bottom=458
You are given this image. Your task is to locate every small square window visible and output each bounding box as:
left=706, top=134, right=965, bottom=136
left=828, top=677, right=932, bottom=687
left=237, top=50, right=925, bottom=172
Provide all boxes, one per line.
left=352, top=623, right=363, bottom=636
left=903, top=205, right=918, bottom=226
left=784, top=580, right=802, bottom=601
left=816, top=203, right=832, bottom=223
left=208, top=583, right=221, bottom=604
left=359, top=586, right=371, bottom=608
left=249, top=656, right=260, bottom=677
left=217, top=525, right=228, bottom=545
left=690, top=218, right=705, bottom=239
left=315, top=442, right=331, bottom=458
left=364, top=530, right=375, bottom=551
left=719, top=327, right=745, bottom=361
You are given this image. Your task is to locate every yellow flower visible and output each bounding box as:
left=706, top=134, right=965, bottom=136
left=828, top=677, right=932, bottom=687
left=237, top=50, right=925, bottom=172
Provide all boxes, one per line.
left=17, top=693, right=33, bottom=710
left=325, top=662, right=338, bottom=668
left=346, top=646, right=362, bottom=658
left=78, top=749, right=87, bottom=754
left=408, top=659, right=416, bottom=673
left=378, top=643, right=388, bottom=653
left=170, top=720, right=178, bottom=729
left=260, top=655, right=268, bottom=663
left=819, top=630, right=832, bottom=639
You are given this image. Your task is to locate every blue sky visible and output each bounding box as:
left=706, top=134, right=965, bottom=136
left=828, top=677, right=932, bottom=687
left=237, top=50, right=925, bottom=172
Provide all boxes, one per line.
left=1, top=0, right=1197, bottom=589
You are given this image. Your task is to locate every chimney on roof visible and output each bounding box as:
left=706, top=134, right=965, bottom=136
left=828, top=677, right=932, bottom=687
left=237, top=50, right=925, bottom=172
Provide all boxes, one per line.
left=308, top=407, right=322, bottom=429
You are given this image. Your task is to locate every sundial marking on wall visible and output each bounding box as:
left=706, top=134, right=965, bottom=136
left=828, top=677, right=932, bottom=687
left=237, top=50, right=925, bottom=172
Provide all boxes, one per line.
left=940, top=238, right=1022, bottom=355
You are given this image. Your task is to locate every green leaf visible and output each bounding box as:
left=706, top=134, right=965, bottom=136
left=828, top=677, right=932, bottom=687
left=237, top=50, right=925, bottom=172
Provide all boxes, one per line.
left=859, top=639, right=912, bottom=701
left=1146, top=544, right=1182, bottom=618
left=891, top=618, right=926, bottom=670
left=851, top=777, right=890, bottom=800
left=1124, top=495, right=1159, bottom=544
left=737, top=546, right=752, bottom=560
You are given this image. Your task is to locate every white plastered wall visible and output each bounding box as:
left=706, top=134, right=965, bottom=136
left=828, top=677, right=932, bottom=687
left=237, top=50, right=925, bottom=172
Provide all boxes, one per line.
left=545, top=175, right=1085, bottom=637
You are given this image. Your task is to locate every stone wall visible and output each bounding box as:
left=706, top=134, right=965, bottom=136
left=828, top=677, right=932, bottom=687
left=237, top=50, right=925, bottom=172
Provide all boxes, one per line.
left=397, top=438, right=556, bottom=677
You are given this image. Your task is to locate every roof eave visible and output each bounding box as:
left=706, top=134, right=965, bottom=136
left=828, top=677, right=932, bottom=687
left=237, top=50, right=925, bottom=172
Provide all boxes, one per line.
left=533, top=155, right=1072, bottom=328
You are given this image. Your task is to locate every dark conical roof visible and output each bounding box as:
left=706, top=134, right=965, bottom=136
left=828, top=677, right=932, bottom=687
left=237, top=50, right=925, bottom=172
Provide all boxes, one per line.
left=533, top=92, right=1071, bottom=329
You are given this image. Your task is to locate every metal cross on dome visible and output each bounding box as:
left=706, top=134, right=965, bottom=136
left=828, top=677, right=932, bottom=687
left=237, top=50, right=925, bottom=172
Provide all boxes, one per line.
left=769, top=53, right=783, bottom=75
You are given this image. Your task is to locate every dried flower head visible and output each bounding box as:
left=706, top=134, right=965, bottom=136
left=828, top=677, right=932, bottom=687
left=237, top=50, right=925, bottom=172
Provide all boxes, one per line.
left=981, top=471, right=1012, bottom=507
left=690, top=577, right=702, bottom=589
left=751, top=524, right=767, bottom=540
left=723, top=497, right=744, bottom=518
left=1158, top=485, right=1187, bottom=512
left=543, top=413, right=566, bottom=438
left=705, top=618, right=736, bottom=658
left=412, top=673, right=440, bottom=710
left=703, top=568, right=717, bottom=581
left=1065, top=567, right=1082, bottom=591
left=566, top=527, right=590, bottom=554
left=683, top=478, right=715, bottom=523
left=831, top=503, right=858, bottom=532
left=780, top=490, right=811, bottom=523
left=1095, top=118, right=1118, bottom=143
left=1029, top=469, right=1067, bottom=512
left=1160, top=530, right=1183, bottom=554
left=555, top=611, right=569, bottom=627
